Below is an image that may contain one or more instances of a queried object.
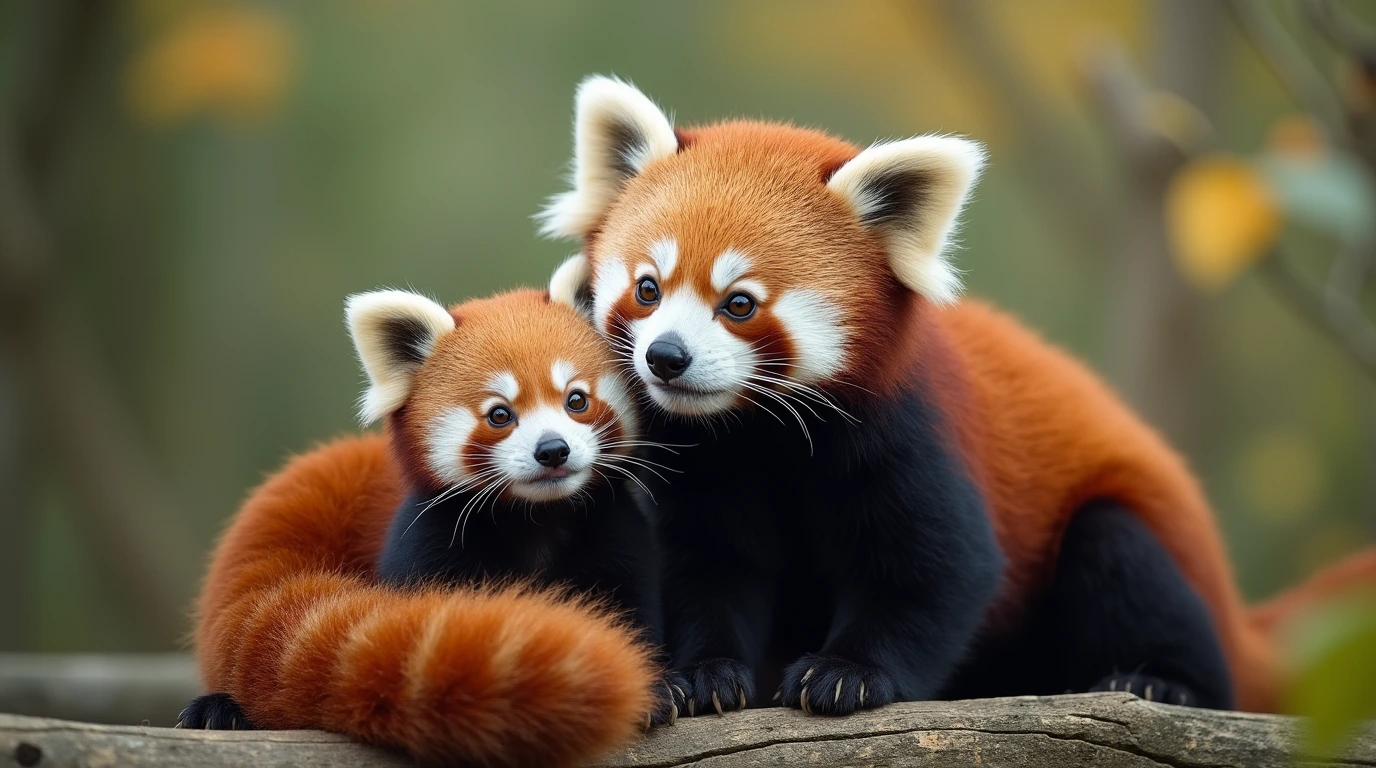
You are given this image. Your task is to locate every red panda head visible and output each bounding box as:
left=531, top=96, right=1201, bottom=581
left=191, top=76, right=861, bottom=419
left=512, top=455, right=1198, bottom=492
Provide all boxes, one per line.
left=347, top=288, right=637, bottom=502
left=542, top=76, right=984, bottom=417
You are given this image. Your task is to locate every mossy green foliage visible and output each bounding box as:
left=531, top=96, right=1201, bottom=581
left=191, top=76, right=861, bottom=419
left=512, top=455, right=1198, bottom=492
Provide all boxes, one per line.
left=1284, top=593, right=1376, bottom=755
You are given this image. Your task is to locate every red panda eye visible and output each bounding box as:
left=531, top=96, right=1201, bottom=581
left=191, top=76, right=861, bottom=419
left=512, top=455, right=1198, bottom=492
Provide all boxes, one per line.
left=487, top=406, right=514, bottom=427
left=565, top=390, right=589, bottom=413
left=636, top=277, right=660, bottom=305
left=724, top=292, right=756, bottom=319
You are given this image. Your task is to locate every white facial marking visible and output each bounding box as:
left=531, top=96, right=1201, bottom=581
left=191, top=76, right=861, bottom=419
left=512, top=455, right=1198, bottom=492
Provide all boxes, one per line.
left=596, top=373, right=638, bottom=437
left=650, top=238, right=678, bottom=280
left=732, top=279, right=769, bottom=302
left=490, top=406, right=600, bottom=502
left=551, top=360, right=576, bottom=392
left=425, top=407, right=479, bottom=485
left=774, top=289, right=847, bottom=382
left=479, top=397, right=508, bottom=416
left=631, top=289, right=754, bottom=416
left=710, top=249, right=752, bottom=294
left=486, top=371, right=519, bottom=401
left=592, top=256, right=630, bottom=334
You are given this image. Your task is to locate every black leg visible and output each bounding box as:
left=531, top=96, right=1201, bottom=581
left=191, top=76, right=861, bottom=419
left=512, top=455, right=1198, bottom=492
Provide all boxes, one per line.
left=665, top=575, right=770, bottom=715
left=1045, top=500, right=1233, bottom=709
left=178, top=692, right=256, bottom=730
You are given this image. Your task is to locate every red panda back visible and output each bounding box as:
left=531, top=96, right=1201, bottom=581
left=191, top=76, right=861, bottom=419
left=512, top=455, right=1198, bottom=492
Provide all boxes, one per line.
left=931, top=300, right=1277, bottom=711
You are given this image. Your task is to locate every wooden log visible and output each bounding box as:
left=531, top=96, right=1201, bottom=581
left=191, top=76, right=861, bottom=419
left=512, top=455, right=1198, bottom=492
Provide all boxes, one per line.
left=3, top=692, right=1374, bottom=768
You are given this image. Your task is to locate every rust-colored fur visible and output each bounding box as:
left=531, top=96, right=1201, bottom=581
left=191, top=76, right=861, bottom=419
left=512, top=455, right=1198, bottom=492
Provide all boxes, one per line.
left=933, top=300, right=1284, bottom=711
left=584, top=118, right=1376, bottom=713
left=195, top=293, right=655, bottom=766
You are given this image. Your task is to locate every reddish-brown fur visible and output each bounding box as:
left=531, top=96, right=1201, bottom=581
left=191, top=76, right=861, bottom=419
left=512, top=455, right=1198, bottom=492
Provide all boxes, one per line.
left=195, top=292, right=654, bottom=767
left=391, top=290, right=625, bottom=491
left=588, top=120, right=1376, bottom=713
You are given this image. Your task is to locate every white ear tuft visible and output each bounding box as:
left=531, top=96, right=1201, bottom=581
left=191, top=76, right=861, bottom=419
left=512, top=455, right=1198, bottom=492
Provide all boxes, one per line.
left=827, top=136, right=986, bottom=305
left=548, top=253, right=592, bottom=317
left=536, top=75, right=678, bottom=240
left=346, top=289, right=455, bottom=425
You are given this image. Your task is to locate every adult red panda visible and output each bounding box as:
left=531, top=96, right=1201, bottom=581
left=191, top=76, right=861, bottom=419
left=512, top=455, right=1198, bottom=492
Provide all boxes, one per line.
left=185, top=288, right=680, bottom=766
left=539, top=76, right=1376, bottom=716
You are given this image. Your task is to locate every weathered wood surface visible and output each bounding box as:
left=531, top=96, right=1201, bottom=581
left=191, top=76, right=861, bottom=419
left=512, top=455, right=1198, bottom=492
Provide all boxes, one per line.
left=4, top=692, right=1375, bottom=767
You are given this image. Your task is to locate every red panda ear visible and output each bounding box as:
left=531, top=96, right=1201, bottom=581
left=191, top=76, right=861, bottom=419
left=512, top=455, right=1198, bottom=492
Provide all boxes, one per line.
left=536, top=75, right=678, bottom=240
left=548, top=253, right=593, bottom=318
left=345, top=290, right=455, bottom=425
left=827, top=136, right=986, bottom=305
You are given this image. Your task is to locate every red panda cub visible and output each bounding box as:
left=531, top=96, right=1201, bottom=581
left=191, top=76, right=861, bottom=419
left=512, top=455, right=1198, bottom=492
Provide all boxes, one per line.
left=182, top=288, right=683, bottom=766
left=538, top=76, right=1376, bottom=717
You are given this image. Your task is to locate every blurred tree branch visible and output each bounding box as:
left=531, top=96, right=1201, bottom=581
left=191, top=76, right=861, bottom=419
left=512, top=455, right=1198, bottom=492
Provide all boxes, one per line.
left=0, top=1, right=198, bottom=647
left=1228, top=0, right=1376, bottom=383
left=1258, top=253, right=1376, bottom=378
left=1304, top=0, right=1376, bottom=61
left=943, top=0, right=1376, bottom=458
left=922, top=0, right=1112, bottom=257
left=923, top=0, right=1223, bottom=450
left=1085, top=0, right=1223, bottom=453
left=1233, top=0, right=1376, bottom=531
left=1229, top=0, right=1353, bottom=148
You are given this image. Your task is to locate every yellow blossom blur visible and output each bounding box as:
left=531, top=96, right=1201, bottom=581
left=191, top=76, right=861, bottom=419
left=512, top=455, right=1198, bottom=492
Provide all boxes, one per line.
left=1233, top=429, right=1327, bottom=525
left=1266, top=115, right=1329, bottom=162
left=127, top=5, right=293, bottom=128
left=1166, top=155, right=1283, bottom=291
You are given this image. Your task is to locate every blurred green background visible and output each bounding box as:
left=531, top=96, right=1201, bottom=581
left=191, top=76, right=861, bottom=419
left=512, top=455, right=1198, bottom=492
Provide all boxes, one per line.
left=2, top=0, right=1374, bottom=653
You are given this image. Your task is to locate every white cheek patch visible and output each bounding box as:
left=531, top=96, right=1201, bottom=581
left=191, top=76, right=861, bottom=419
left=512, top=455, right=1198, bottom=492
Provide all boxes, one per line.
left=595, top=373, right=638, bottom=438
left=592, top=256, right=630, bottom=334
left=650, top=238, right=678, bottom=280
left=773, top=289, right=847, bottom=382
left=733, top=279, right=769, bottom=302
left=486, top=371, right=519, bottom=401
left=631, top=290, right=755, bottom=409
left=425, top=407, right=479, bottom=486
left=710, top=249, right=752, bottom=293
left=551, top=360, right=576, bottom=392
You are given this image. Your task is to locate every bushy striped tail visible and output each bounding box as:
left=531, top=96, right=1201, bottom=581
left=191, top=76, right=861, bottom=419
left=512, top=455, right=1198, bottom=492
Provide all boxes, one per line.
left=1249, top=548, right=1376, bottom=635
left=194, top=435, right=654, bottom=766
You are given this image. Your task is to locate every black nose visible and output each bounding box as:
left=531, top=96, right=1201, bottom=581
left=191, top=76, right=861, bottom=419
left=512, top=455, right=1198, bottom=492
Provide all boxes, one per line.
left=534, top=434, right=570, bottom=468
left=646, top=334, right=691, bottom=382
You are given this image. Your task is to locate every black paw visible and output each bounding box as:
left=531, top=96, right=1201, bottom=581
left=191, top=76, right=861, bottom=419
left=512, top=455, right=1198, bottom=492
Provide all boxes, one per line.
left=177, top=692, right=256, bottom=730
left=779, top=654, right=895, bottom=716
left=647, top=672, right=690, bottom=727
left=681, top=658, right=754, bottom=716
left=1090, top=673, right=1196, bottom=707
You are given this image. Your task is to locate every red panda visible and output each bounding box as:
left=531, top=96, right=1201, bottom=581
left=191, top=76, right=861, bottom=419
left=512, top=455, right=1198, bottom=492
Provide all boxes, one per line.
left=186, top=288, right=680, bottom=766
left=537, top=76, right=1376, bottom=716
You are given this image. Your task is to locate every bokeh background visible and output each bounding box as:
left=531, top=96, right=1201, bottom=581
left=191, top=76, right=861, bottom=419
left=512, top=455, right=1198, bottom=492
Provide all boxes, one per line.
left=2, top=0, right=1375, bottom=658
